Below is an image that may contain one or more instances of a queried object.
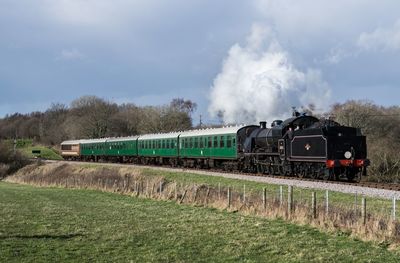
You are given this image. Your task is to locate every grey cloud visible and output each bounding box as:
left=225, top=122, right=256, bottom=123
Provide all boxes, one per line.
left=357, top=20, right=400, bottom=51
left=57, top=49, right=86, bottom=61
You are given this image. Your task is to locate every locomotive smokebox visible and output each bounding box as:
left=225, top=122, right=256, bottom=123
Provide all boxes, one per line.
left=259, top=121, right=267, bottom=129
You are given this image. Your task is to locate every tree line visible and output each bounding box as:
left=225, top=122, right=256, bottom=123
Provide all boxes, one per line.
left=0, top=96, right=197, bottom=145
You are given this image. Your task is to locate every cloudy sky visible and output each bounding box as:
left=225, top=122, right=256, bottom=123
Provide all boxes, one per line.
left=1, top=0, right=399, bottom=124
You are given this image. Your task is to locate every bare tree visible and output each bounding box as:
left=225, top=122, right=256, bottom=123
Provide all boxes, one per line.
left=68, top=96, right=118, bottom=138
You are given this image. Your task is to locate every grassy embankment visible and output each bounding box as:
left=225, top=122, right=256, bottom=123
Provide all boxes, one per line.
left=135, top=166, right=398, bottom=217
left=1, top=181, right=399, bottom=262
left=14, top=161, right=399, bottom=216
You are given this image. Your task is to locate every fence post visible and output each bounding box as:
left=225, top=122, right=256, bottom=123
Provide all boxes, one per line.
left=354, top=192, right=358, bottom=215
left=361, top=196, right=366, bottom=225
left=193, top=186, right=199, bottom=202
left=392, top=196, right=397, bottom=221
left=243, top=184, right=246, bottom=204
left=288, top=185, right=293, bottom=215
left=325, top=190, right=329, bottom=216
left=159, top=181, right=163, bottom=196
left=279, top=186, right=283, bottom=207
left=227, top=187, right=231, bottom=208
left=218, top=183, right=221, bottom=200
left=174, top=182, right=177, bottom=200
left=263, top=188, right=267, bottom=211
left=311, top=192, right=317, bottom=219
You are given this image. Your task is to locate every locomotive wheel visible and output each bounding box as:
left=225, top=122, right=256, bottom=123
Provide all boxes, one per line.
left=348, top=172, right=362, bottom=183
left=323, top=170, right=333, bottom=181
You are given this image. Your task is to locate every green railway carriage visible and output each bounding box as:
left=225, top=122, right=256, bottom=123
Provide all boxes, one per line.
left=80, top=139, right=107, bottom=160
left=178, top=125, right=259, bottom=169
left=179, top=126, right=244, bottom=160
left=137, top=133, right=180, bottom=160
left=105, top=136, right=139, bottom=157
left=60, top=125, right=259, bottom=169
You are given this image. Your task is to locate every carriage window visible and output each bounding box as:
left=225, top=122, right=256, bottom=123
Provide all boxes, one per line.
left=199, top=137, right=204, bottom=148
left=194, top=137, right=198, bottom=148
left=227, top=136, right=232, bottom=148
left=189, top=138, right=193, bottom=148
left=208, top=137, right=212, bottom=148
left=61, top=145, right=72, bottom=150
left=214, top=137, right=218, bottom=148
left=220, top=136, right=224, bottom=148
left=232, top=138, right=236, bottom=146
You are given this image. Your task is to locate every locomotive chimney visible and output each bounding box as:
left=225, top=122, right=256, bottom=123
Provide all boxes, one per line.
left=259, top=121, right=267, bottom=129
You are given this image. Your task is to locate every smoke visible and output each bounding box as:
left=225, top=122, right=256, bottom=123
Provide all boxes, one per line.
left=208, top=24, right=331, bottom=124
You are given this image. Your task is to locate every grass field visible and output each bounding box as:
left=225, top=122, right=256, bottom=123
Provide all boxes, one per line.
left=0, top=181, right=399, bottom=262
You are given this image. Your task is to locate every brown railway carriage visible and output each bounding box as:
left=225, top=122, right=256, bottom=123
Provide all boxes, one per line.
left=60, top=140, right=81, bottom=159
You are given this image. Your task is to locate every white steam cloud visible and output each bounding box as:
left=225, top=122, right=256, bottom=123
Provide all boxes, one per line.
left=208, top=24, right=331, bottom=124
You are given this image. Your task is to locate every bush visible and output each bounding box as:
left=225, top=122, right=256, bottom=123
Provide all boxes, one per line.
left=0, top=141, right=30, bottom=178
left=0, top=164, right=9, bottom=179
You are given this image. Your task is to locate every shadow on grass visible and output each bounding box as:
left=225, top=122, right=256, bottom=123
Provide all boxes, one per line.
left=0, top=233, right=85, bottom=240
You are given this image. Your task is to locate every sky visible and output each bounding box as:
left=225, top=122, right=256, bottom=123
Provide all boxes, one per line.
left=1, top=0, right=400, bottom=124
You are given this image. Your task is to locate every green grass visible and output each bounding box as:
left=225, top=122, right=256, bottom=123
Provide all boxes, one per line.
left=19, top=145, right=63, bottom=160
left=0, top=181, right=399, bottom=262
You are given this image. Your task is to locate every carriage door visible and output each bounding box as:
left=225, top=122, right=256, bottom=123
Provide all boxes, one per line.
left=278, top=139, right=285, bottom=160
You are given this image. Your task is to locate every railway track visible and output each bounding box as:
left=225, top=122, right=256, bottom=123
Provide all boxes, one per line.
left=45, top=159, right=400, bottom=193
left=202, top=168, right=400, bottom=192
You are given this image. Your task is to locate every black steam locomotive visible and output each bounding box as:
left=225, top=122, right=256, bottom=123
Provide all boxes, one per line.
left=238, top=111, right=369, bottom=181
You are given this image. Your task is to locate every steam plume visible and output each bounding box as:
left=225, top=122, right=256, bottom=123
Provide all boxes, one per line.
left=208, top=24, right=331, bottom=124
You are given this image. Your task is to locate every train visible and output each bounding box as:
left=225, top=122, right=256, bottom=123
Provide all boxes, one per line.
left=61, top=111, right=370, bottom=181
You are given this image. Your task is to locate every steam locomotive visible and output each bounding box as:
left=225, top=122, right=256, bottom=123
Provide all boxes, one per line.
left=238, top=111, right=369, bottom=181
left=61, top=111, right=369, bottom=181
